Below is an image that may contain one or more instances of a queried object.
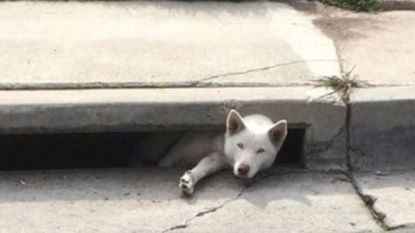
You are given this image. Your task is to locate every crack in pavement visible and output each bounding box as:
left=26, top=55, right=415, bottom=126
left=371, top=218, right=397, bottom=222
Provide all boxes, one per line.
left=347, top=172, right=388, bottom=230
left=388, top=223, right=415, bottom=231
left=161, top=182, right=253, bottom=233
left=305, top=121, right=346, bottom=164
left=0, top=59, right=340, bottom=91
left=0, top=79, right=410, bottom=91
left=342, top=89, right=390, bottom=230
left=0, top=81, right=316, bottom=90
left=347, top=169, right=415, bottom=231
left=321, top=66, right=392, bottom=230
left=189, top=59, right=339, bottom=87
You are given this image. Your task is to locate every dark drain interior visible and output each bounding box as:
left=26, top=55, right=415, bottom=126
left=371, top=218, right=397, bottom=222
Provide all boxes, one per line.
left=0, top=128, right=306, bottom=171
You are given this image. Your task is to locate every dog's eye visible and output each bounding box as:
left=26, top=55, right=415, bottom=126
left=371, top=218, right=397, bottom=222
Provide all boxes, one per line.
left=237, top=143, right=244, bottom=149
left=257, top=148, right=265, bottom=154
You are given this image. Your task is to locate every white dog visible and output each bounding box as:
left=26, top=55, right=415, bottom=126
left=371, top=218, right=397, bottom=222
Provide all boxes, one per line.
left=155, top=110, right=288, bottom=196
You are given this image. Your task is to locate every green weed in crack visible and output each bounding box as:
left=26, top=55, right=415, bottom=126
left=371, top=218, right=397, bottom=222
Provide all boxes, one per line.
left=314, top=68, right=370, bottom=102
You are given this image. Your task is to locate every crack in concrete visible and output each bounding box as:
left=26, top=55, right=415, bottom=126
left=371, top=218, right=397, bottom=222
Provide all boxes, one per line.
left=341, top=77, right=415, bottom=231
left=362, top=83, right=412, bottom=88
left=316, top=26, right=400, bottom=230
left=161, top=182, right=252, bottom=233
left=0, top=59, right=341, bottom=91
left=306, top=121, right=346, bottom=161
left=0, top=80, right=323, bottom=90
left=347, top=172, right=388, bottom=230
left=0, top=81, right=313, bottom=90
left=190, top=59, right=339, bottom=86
left=342, top=86, right=390, bottom=230
left=318, top=57, right=391, bottom=228
left=388, top=223, right=415, bottom=231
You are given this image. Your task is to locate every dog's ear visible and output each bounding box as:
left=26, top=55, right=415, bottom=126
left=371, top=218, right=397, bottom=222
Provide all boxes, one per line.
left=268, top=120, right=288, bottom=145
left=226, top=110, right=245, bottom=135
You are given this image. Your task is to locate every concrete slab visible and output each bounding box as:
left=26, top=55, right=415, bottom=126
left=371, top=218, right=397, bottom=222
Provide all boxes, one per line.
left=355, top=171, right=415, bottom=229
left=349, top=87, right=415, bottom=170
left=0, top=169, right=379, bottom=233
left=314, top=10, right=415, bottom=86
left=0, top=87, right=346, bottom=170
left=0, top=1, right=339, bottom=89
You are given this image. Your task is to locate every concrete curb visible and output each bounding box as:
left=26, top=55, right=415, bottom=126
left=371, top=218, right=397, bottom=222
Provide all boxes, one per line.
left=349, top=86, right=415, bottom=171
left=0, top=87, right=346, bottom=171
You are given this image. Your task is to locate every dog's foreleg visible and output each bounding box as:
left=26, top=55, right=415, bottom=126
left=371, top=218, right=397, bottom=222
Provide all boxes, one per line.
left=179, top=152, right=227, bottom=196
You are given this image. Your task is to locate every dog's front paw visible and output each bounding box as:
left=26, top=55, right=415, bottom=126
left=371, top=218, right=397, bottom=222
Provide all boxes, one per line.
left=179, top=171, right=195, bottom=197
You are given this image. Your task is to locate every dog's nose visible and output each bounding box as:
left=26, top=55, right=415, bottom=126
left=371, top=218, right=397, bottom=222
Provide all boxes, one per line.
left=237, top=164, right=250, bottom=176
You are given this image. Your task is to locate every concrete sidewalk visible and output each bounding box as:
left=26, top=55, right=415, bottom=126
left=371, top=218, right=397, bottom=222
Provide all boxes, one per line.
left=0, top=1, right=339, bottom=88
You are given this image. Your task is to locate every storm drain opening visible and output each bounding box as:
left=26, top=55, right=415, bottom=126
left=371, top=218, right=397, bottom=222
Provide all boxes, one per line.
left=0, top=128, right=306, bottom=171
left=274, top=127, right=306, bottom=166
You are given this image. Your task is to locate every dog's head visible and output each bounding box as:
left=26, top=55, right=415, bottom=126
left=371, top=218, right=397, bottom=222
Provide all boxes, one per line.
left=224, top=110, right=287, bottom=179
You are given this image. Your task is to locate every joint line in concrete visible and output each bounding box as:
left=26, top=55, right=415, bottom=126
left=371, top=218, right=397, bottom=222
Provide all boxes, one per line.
left=191, top=59, right=339, bottom=86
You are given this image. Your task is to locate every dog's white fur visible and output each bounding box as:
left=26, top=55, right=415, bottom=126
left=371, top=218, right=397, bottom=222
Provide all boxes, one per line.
left=157, top=110, right=288, bottom=196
